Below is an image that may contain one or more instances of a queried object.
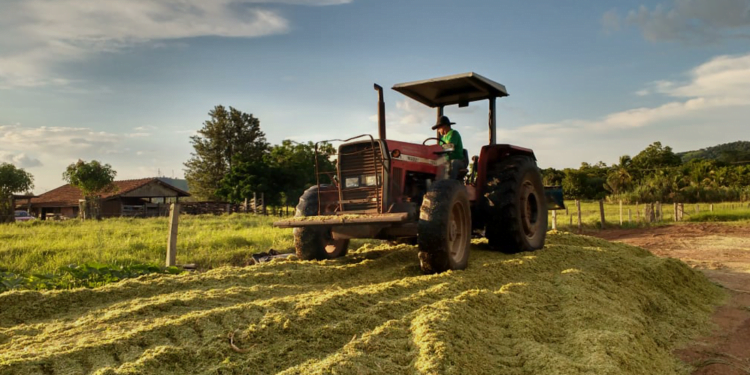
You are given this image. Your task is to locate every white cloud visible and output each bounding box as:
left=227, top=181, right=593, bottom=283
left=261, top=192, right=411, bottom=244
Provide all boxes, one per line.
left=0, top=123, right=194, bottom=192
left=366, top=98, right=436, bottom=143
left=0, top=0, right=352, bottom=88
left=393, top=99, right=435, bottom=126
left=657, top=54, right=750, bottom=98
left=493, top=53, right=750, bottom=168
left=2, top=153, right=43, bottom=168
left=601, top=9, right=621, bottom=33
left=126, top=133, right=152, bottom=138
left=604, top=0, right=750, bottom=43
left=0, top=124, right=121, bottom=155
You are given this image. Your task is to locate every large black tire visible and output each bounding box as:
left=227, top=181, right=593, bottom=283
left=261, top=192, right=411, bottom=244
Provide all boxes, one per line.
left=417, top=179, right=471, bottom=274
left=484, top=155, right=548, bottom=253
left=293, top=186, right=349, bottom=260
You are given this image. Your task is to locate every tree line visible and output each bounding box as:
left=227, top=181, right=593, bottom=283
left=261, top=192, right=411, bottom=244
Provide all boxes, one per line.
left=184, top=105, right=335, bottom=206
left=176, top=106, right=750, bottom=206
left=543, top=141, right=750, bottom=203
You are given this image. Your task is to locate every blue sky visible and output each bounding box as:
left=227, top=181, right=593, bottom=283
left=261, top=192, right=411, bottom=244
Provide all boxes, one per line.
left=1, top=0, right=750, bottom=193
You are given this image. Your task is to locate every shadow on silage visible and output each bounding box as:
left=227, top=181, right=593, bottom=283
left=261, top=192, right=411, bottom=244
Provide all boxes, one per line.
left=0, top=233, right=724, bottom=375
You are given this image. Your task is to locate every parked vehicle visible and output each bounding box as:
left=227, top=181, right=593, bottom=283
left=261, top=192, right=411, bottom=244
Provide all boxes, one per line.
left=14, top=210, right=35, bottom=222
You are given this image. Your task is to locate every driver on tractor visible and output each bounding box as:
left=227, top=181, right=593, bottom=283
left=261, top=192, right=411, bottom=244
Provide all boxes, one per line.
left=432, top=115, right=467, bottom=180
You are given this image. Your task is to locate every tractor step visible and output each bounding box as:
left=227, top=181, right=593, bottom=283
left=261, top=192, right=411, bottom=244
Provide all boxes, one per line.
left=274, top=213, right=410, bottom=228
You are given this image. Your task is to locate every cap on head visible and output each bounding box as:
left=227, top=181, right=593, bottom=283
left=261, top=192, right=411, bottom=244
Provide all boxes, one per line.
left=431, top=115, right=455, bottom=130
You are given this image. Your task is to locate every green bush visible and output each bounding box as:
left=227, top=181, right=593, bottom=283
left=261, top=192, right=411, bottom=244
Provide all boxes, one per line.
left=687, top=209, right=750, bottom=222
left=0, top=263, right=182, bottom=292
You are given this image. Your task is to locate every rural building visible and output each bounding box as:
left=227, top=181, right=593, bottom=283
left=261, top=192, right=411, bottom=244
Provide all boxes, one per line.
left=29, top=178, right=190, bottom=219
left=12, top=194, right=36, bottom=212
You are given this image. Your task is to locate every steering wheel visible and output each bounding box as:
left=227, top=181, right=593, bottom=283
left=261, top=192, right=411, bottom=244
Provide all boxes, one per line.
left=422, top=137, right=446, bottom=146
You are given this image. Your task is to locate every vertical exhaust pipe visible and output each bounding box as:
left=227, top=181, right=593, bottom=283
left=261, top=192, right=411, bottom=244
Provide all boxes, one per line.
left=374, top=84, right=386, bottom=140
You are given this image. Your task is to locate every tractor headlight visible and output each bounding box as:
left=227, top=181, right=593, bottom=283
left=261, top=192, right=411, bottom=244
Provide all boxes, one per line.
left=345, top=177, right=359, bottom=188
left=364, top=175, right=378, bottom=187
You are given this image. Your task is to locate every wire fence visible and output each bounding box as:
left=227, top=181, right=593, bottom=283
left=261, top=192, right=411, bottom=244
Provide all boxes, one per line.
left=548, top=200, right=750, bottom=232
left=3, top=198, right=297, bottom=223
left=4, top=200, right=750, bottom=273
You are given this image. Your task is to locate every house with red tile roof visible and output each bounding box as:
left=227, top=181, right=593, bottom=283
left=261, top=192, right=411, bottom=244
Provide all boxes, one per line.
left=30, top=178, right=190, bottom=219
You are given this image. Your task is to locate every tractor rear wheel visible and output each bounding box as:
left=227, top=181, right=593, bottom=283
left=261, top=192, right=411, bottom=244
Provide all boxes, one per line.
left=484, top=155, right=548, bottom=253
left=293, top=186, right=349, bottom=260
left=417, top=179, right=471, bottom=274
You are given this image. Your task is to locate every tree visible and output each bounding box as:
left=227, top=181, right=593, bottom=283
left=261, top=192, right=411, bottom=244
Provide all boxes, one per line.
left=604, top=155, right=633, bottom=196
left=217, top=156, right=276, bottom=206
left=562, top=169, right=588, bottom=200
left=630, top=142, right=682, bottom=179
left=62, top=160, right=117, bottom=220
left=0, top=163, right=34, bottom=223
left=267, top=141, right=336, bottom=205
left=184, top=105, right=269, bottom=200
left=216, top=140, right=337, bottom=206
left=541, top=167, right=564, bottom=186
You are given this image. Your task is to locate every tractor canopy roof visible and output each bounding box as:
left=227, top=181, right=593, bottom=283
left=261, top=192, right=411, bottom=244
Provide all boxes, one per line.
left=392, top=72, right=508, bottom=108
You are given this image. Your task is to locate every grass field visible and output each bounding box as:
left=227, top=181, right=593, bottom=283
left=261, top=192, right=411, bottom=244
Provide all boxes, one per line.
left=1, top=215, right=294, bottom=274
left=3, top=201, right=749, bottom=276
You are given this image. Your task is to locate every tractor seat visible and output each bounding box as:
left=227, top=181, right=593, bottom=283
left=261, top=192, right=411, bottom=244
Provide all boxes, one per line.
left=457, top=149, right=470, bottom=180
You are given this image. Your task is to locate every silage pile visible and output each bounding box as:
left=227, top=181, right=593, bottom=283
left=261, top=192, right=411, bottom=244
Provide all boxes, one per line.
left=0, top=232, right=724, bottom=375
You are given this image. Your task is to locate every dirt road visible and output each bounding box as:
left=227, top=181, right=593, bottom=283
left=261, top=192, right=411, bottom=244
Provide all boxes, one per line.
left=593, top=223, right=750, bottom=375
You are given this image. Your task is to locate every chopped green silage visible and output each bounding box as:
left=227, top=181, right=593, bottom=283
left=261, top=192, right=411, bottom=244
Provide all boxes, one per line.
left=0, top=232, right=724, bottom=374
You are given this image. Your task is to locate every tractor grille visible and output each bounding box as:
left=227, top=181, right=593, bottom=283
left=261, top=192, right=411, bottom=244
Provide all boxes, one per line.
left=339, top=142, right=384, bottom=213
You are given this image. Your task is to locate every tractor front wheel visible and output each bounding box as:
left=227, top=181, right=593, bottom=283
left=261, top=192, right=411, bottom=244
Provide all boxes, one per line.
left=293, top=186, right=349, bottom=260
left=484, top=155, right=548, bottom=253
left=417, top=179, right=471, bottom=274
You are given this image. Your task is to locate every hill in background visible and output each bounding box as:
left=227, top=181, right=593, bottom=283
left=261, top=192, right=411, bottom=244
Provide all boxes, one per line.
left=678, top=141, right=750, bottom=163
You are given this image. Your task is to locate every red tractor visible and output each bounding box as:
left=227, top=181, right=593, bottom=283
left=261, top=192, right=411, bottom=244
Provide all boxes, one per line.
left=275, top=73, right=564, bottom=273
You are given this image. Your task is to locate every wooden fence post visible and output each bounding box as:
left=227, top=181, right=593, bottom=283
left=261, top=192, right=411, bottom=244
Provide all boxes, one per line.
left=710, top=204, right=714, bottom=212
left=628, top=208, right=632, bottom=224
left=656, top=202, right=661, bottom=222
left=673, top=202, right=678, bottom=222
left=576, top=200, right=582, bottom=233
left=696, top=204, right=700, bottom=214
left=599, top=200, right=606, bottom=229
left=551, top=210, right=557, bottom=230
left=569, top=215, right=573, bottom=226
left=261, top=193, right=267, bottom=215
left=166, top=203, right=180, bottom=267
left=649, top=203, right=655, bottom=223
left=635, top=203, right=639, bottom=222
left=253, top=192, right=257, bottom=214
left=619, top=200, right=623, bottom=226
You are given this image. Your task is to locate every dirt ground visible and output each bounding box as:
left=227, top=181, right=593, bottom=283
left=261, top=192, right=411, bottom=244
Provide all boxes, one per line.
left=593, top=223, right=750, bottom=375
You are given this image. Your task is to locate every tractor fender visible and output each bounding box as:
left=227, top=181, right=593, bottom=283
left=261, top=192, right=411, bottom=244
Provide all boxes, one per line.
left=473, top=144, right=537, bottom=200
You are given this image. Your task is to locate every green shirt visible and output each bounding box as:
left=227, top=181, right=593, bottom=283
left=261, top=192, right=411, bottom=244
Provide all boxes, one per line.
left=440, top=129, right=464, bottom=161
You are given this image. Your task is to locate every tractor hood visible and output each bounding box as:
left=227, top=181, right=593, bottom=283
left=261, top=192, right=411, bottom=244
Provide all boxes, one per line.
left=392, top=72, right=508, bottom=108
